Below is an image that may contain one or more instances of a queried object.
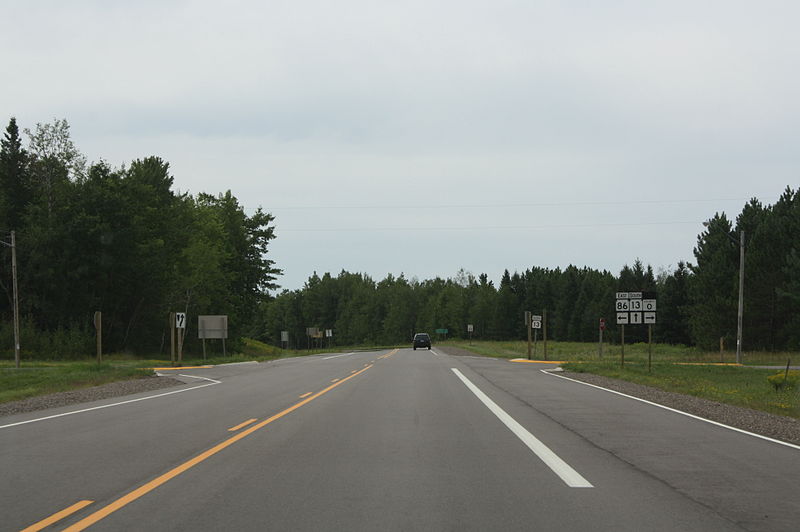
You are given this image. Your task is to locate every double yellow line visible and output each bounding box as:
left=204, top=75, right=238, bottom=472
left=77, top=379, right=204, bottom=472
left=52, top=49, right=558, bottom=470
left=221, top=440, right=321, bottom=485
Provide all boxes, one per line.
left=378, top=348, right=399, bottom=360
left=27, top=364, right=373, bottom=531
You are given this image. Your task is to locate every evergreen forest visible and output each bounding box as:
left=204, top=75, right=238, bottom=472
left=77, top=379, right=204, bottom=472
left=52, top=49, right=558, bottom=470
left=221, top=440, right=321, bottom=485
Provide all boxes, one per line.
left=1, top=117, right=799, bottom=358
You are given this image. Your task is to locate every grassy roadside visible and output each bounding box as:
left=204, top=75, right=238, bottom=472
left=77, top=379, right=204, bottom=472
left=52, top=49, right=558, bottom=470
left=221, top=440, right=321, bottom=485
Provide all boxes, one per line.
left=443, top=340, right=800, bottom=419
left=0, top=339, right=401, bottom=405
left=564, top=361, right=799, bottom=419
left=0, top=363, right=152, bottom=404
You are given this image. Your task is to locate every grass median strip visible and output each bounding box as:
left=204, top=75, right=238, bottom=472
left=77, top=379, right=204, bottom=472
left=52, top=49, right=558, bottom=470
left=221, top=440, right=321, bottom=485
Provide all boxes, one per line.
left=62, top=364, right=373, bottom=531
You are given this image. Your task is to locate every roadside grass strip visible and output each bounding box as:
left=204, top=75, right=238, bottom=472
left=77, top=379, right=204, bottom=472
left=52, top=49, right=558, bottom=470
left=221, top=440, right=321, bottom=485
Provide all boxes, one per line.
left=451, top=368, right=593, bottom=488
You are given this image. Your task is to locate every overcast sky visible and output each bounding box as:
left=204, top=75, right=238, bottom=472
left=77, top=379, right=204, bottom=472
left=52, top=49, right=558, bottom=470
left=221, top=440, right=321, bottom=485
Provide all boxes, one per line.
left=3, top=1, right=798, bottom=291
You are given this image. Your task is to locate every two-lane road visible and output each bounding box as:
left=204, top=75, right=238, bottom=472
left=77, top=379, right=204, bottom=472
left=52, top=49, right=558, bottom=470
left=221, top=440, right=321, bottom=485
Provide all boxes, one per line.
left=2, top=349, right=798, bottom=531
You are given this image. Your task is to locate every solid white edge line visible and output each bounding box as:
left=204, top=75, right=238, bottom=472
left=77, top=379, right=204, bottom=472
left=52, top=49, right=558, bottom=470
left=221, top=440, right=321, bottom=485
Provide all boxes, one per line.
left=0, top=378, right=220, bottom=430
left=323, top=352, right=356, bottom=360
left=451, top=368, right=593, bottom=488
left=541, top=370, right=800, bottom=452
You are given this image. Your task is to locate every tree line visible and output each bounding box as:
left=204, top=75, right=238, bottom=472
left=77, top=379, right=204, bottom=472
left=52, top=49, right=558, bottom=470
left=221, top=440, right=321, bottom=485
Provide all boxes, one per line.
left=0, top=117, right=280, bottom=358
left=2, top=116, right=799, bottom=357
left=264, top=188, right=800, bottom=352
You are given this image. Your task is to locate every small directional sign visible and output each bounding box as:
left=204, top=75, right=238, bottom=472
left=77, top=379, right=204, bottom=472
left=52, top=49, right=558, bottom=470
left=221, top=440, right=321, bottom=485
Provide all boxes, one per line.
left=175, top=312, right=186, bottom=329
left=531, top=315, right=542, bottom=329
left=616, top=292, right=656, bottom=326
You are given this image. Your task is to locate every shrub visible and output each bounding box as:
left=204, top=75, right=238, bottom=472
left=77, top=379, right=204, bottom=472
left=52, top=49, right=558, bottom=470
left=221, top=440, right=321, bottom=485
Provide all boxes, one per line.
left=767, top=370, right=799, bottom=392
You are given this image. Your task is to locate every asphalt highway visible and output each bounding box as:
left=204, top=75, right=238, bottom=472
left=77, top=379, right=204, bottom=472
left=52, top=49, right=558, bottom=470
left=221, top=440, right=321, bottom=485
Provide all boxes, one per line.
left=1, top=348, right=798, bottom=531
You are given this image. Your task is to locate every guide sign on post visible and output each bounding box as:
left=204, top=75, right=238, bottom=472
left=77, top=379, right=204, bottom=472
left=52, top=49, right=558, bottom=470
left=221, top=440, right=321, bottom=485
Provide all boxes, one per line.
left=615, top=291, right=657, bottom=370
left=616, top=292, right=656, bottom=325
left=531, top=315, right=542, bottom=329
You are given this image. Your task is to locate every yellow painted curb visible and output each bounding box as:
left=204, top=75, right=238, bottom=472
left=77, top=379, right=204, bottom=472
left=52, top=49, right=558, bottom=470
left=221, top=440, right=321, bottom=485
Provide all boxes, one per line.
left=675, top=362, right=743, bottom=367
left=149, top=365, right=214, bottom=371
left=509, top=358, right=566, bottom=364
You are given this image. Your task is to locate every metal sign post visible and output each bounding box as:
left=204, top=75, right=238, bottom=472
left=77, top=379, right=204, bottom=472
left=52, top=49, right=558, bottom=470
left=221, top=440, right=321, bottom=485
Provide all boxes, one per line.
left=281, top=330, right=289, bottom=350
left=616, top=292, right=657, bottom=369
left=169, top=312, right=176, bottom=365
left=530, top=314, right=542, bottom=359
left=525, top=311, right=532, bottom=360
left=542, top=309, right=548, bottom=361
left=175, top=312, right=186, bottom=363
left=599, top=318, right=606, bottom=358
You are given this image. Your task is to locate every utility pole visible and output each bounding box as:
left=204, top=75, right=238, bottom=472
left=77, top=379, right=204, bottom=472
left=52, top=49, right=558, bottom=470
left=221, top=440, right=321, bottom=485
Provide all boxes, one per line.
left=736, top=230, right=745, bottom=365
left=11, top=231, right=20, bottom=369
left=2, top=231, right=21, bottom=368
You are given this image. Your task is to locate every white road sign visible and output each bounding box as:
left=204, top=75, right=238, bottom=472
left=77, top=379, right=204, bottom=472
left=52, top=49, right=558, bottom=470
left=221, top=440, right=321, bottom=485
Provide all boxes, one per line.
left=616, top=312, right=629, bottom=324
left=630, top=299, right=643, bottom=311
left=644, top=312, right=657, bottom=324
left=629, top=292, right=642, bottom=299
left=630, top=312, right=643, bottom=324
left=175, top=312, right=186, bottom=329
left=532, top=320, right=542, bottom=329
left=616, top=292, right=629, bottom=299
left=643, top=299, right=657, bottom=311
left=616, top=300, right=630, bottom=311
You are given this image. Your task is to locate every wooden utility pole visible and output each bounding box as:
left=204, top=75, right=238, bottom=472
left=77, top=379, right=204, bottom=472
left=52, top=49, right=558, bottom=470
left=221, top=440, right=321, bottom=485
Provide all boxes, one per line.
left=11, top=231, right=20, bottom=369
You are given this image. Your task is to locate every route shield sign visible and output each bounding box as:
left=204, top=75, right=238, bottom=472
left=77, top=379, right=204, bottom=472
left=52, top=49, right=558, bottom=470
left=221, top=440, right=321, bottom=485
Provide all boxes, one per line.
left=616, top=292, right=656, bottom=326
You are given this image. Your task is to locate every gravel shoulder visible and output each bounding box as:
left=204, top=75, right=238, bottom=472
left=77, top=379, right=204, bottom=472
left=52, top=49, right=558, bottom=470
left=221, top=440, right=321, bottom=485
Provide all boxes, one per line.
left=437, top=345, right=800, bottom=447
left=0, top=375, right=184, bottom=418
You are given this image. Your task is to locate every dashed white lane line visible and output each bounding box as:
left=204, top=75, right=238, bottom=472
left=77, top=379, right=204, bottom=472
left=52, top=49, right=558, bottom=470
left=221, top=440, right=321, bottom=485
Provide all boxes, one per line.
left=323, top=352, right=356, bottom=360
left=0, top=376, right=220, bottom=430
left=451, top=368, right=593, bottom=488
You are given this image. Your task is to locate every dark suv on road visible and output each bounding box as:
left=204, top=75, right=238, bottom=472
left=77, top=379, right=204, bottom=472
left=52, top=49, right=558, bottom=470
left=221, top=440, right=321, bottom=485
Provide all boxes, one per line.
left=412, top=332, right=432, bottom=350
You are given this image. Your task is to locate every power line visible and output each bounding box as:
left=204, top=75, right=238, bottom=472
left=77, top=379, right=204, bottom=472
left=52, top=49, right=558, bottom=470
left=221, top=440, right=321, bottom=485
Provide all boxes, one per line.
left=279, top=220, right=703, bottom=232
left=249, top=196, right=769, bottom=212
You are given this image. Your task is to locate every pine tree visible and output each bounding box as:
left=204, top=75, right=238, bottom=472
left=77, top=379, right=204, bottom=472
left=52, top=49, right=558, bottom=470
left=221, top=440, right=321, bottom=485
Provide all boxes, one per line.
left=0, top=117, right=30, bottom=230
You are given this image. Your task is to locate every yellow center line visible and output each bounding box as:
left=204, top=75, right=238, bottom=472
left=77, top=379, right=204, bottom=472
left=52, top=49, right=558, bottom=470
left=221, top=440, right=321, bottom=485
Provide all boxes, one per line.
left=63, top=364, right=374, bottom=531
left=330, top=378, right=340, bottom=383
left=21, top=500, right=94, bottom=532
left=227, top=418, right=258, bottom=432
left=378, top=348, right=399, bottom=360
left=299, top=392, right=312, bottom=398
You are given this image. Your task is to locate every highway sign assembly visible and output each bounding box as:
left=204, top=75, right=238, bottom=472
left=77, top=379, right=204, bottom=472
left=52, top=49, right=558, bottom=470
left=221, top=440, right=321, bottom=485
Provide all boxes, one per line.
left=616, top=292, right=656, bottom=325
